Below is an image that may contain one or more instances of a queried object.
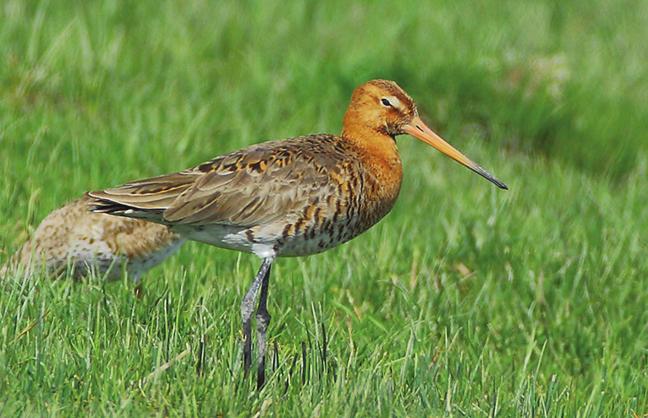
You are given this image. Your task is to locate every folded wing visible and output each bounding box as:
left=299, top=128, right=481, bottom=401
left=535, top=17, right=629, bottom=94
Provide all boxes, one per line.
left=89, top=136, right=338, bottom=228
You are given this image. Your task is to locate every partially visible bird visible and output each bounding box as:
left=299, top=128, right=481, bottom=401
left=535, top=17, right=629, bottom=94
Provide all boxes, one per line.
left=1, top=195, right=184, bottom=292
left=87, top=79, right=508, bottom=387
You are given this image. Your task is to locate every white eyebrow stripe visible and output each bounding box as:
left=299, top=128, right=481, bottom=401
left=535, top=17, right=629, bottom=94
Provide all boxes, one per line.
left=387, top=96, right=402, bottom=109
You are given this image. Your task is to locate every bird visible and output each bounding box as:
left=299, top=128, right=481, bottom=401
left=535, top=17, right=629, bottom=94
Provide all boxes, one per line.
left=1, top=195, right=184, bottom=294
left=87, top=79, right=508, bottom=387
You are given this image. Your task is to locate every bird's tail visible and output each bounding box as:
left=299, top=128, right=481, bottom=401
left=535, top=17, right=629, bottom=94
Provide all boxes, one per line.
left=1, top=240, right=33, bottom=280
left=87, top=194, right=167, bottom=223
left=86, top=171, right=197, bottom=224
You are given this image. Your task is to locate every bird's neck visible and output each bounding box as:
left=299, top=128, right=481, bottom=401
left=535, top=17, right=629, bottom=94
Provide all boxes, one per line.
left=342, top=118, right=402, bottom=168
left=341, top=122, right=403, bottom=204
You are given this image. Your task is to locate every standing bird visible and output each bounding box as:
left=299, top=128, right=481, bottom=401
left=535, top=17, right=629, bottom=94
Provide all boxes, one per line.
left=1, top=195, right=184, bottom=292
left=88, top=80, right=507, bottom=387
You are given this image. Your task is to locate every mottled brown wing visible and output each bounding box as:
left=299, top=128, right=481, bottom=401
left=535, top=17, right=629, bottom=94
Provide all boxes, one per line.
left=163, top=137, right=336, bottom=226
left=90, top=135, right=344, bottom=227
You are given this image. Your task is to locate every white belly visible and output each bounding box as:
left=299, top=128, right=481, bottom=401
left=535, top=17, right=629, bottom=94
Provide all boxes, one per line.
left=172, top=224, right=277, bottom=258
left=172, top=220, right=356, bottom=259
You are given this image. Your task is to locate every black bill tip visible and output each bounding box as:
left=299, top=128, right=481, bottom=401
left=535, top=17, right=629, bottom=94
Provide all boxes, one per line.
left=472, top=165, right=509, bottom=190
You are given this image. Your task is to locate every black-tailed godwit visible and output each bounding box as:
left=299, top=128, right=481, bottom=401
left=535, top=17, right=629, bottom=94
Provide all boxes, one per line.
left=88, top=79, right=507, bottom=387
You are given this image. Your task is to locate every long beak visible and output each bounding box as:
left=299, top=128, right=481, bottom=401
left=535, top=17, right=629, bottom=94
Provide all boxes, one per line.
left=403, top=116, right=508, bottom=190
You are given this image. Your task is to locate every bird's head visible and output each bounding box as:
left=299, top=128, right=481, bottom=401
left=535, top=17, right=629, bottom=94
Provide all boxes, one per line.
left=343, top=79, right=508, bottom=190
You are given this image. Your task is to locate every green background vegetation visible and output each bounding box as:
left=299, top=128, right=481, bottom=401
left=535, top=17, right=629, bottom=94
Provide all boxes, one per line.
left=1, top=0, right=647, bottom=416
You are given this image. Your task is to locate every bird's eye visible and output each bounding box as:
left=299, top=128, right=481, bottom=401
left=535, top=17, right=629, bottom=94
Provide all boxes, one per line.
left=380, top=98, right=392, bottom=107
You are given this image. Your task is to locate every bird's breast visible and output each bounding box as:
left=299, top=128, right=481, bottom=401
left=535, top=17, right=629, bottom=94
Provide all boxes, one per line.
left=272, top=162, right=403, bottom=257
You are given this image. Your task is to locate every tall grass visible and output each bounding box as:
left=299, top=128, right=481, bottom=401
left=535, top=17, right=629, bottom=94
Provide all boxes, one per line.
left=1, top=0, right=647, bottom=416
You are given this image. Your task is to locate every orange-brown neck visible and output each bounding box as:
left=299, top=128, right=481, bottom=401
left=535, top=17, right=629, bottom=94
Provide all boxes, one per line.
left=341, top=113, right=403, bottom=205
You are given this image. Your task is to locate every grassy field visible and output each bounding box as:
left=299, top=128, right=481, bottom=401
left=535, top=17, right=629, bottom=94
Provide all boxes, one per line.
left=1, top=0, right=647, bottom=416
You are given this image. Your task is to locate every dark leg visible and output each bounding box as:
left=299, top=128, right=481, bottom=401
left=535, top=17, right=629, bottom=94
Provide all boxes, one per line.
left=133, top=274, right=144, bottom=299
left=134, top=283, right=144, bottom=299
left=240, top=257, right=273, bottom=376
left=255, top=258, right=273, bottom=388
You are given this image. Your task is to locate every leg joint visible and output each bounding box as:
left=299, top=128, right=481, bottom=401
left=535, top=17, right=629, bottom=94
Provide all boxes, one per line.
left=256, top=310, right=271, bottom=327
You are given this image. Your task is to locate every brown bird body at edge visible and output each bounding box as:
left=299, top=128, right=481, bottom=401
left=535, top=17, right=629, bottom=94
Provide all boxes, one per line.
left=88, top=80, right=507, bottom=388
left=1, top=195, right=184, bottom=295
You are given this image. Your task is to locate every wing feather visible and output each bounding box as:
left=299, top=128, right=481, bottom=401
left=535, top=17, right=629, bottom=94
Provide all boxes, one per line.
left=89, top=135, right=349, bottom=227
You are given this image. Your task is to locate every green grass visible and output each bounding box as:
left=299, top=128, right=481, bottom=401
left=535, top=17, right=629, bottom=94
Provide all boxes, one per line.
left=1, top=0, right=647, bottom=416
